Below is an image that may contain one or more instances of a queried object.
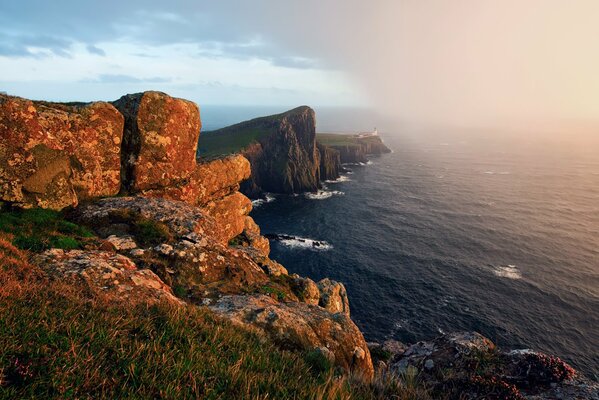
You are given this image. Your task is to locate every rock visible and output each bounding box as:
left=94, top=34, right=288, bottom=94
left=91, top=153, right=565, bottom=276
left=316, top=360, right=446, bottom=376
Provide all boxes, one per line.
left=209, top=294, right=374, bottom=379
left=260, top=259, right=288, bottom=277
left=200, top=191, right=252, bottom=244
left=112, top=91, right=200, bottom=192
left=74, top=196, right=218, bottom=239
left=136, top=237, right=269, bottom=297
left=105, top=235, right=137, bottom=250
left=317, top=142, right=341, bottom=181
left=241, top=216, right=270, bottom=257
left=141, top=154, right=251, bottom=207
left=0, top=94, right=124, bottom=209
left=424, top=359, right=435, bottom=370
left=200, top=106, right=321, bottom=197
left=319, top=134, right=391, bottom=164
left=317, top=278, right=350, bottom=316
left=291, top=275, right=320, bottom=305
left=33, top=249, right=181, bottom=305
left=387, top=332, right=594, bottom=400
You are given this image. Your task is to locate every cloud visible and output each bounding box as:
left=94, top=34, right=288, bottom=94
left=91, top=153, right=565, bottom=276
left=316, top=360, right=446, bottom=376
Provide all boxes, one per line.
left=86, top=44, right=106, bottom=56
left=0, top=34, right=72, bottom=58
left=89, top=74, right=171, bottom=83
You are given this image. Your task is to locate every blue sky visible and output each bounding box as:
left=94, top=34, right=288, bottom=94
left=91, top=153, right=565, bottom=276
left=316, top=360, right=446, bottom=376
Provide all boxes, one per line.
left=0, top=1, right=367, bottom=107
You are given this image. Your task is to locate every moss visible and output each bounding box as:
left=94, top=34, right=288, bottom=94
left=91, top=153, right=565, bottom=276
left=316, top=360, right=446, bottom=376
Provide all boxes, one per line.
left=132, top=220, right=172, bottom=246
left=260, top=285, right=287, bottom=301
left=106, top=209, right=173, bottom=246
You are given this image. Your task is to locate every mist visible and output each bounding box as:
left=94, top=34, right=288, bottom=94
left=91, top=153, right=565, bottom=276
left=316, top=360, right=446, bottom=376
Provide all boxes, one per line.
left=256, top=0, right=599, bottom=132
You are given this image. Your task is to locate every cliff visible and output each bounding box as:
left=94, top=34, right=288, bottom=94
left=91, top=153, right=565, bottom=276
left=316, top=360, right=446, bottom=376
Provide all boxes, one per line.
left=1, top=92, right=596, bottom=399
left=0, top=92, right=374, bottom=382
left=316, top=132, right=392, bottom=164
left=317, top=141, right=341, bottom=181
left=199, top=106, right=321, bottom=198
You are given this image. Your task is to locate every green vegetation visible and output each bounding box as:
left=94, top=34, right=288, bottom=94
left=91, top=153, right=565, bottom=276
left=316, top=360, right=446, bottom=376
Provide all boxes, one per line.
left=0, top=208, right=94, bottom=251
left=106, top=209, right=173, bottom=246
left=317, top=133, right=384, bottom=148
left=316, top=133, right=363, bottom=147
left=198, top=126, right=275, bottom=158
left=259, top=285, right=287, bottom=301
left=0, top=244, right=432, bottom=399
left=197, top=108, right=310, bottom=158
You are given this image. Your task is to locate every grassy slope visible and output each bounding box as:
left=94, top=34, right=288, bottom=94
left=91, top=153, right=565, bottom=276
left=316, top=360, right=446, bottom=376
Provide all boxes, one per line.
left=316, top=134, right=385, bottom=149
left=316, top=133, right=363, bottom=147
left=0, top=212, right=431, bottom=400
left=197, top=106, right=309, bottom=159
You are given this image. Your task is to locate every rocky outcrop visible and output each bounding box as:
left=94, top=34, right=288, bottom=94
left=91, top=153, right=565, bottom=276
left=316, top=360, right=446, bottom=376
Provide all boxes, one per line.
left=67, top=193, right=374, bottom=377
left=33, top=248, right=181, bottom=305
left=317, top=142, right=341, bottom=181
left=379, top=332, right=597, bottom=400
left=112, top=92, right=200, bottom=192
left=0, top=94, right=124, bottom=209
left=111, top=92, right=254, bottom=245
left=316, top=134, right=391, bottom=164
left=209, top=294, right=374, bottom=380
left=200, top=106, right=321, bottom=198
left=317, top=278, right=350, bottom=316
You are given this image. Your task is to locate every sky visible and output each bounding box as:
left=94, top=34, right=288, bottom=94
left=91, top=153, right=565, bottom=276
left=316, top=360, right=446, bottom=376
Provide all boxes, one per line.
left=2, top=0, right=599, bottom=129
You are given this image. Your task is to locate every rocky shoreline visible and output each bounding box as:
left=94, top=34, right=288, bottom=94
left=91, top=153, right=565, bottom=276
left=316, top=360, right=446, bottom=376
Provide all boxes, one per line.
left=1, top=91, right=596, bottom=399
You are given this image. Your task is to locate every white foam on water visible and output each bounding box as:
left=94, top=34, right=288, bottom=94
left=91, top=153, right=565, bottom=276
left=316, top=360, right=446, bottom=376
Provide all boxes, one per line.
left=277, top=236, right=333, bottom=251
left=251, top=193, right=276, bottom=207
left=304, top=190, right=344, bottom=200
left=493, top=264, right=522, bottom=280
left=325, top=175, right=351, bottom=183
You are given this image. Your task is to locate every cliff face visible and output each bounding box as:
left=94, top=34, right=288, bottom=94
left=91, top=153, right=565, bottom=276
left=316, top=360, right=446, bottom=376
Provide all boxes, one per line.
left=0, top=92, right=374, bottom=379
left=200, top=106, right=321, bottom=198
left=241, top=106, right=320, bottom=197
left=317, top=142, right=341, bottom=181
left=0, top=94, right=124, bottom=209
left=316, top=134, right=392, bottom=164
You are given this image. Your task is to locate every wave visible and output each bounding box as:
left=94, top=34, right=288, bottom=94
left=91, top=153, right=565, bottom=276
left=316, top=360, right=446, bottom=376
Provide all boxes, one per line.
left=324, top=175, right=351, bottom=184
left=265, top=233, right=332, bottom=250
left=493, top=264, right=522, bottom=280
left=305, top=190, right=344, bottom=200
left=252, top=193, right=276, bottom=207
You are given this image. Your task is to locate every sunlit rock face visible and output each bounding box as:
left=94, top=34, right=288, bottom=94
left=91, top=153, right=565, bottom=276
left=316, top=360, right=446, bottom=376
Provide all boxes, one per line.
left=0, top=94, right=124, bottom=209
left=112, top=91, right=200, bottom=192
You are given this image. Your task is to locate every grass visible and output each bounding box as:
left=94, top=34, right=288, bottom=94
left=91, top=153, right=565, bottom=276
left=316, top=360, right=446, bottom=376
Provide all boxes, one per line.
left=316, top=133, right=363, bottom=147
left=197, top=107, right=310, bottom=159
left=0, top=208, right=94, bottom=252
left=0, top=235, right=432, bottom=399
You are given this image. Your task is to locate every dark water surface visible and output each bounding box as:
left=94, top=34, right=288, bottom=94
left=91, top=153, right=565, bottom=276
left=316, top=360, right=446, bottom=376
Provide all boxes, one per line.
left=202, top=107, right=599, bottom=380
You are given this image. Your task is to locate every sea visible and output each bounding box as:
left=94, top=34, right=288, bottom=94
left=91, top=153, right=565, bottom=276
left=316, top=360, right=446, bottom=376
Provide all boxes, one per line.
left=201, top=106, right=599, bottom=381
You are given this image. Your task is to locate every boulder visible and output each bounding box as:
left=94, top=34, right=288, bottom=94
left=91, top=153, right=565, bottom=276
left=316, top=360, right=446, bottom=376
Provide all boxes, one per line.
left=291, top=275, right=320, bottom=305
left=0, top=94, right=123, bottom=209
left=200, top=191, right=252, bottom=244
left=112, top=92, right=200, bottom=192
left=317, top=278, right=350, bottom=316
left=241, top=216, right=270, bottom=257
left=33, top=249, right=181, bottom=305
left=141, top=155, right=250, bottom=207
left=74, top=196, right=219, bottom=239
left=209, top=294, right=374, bottom=380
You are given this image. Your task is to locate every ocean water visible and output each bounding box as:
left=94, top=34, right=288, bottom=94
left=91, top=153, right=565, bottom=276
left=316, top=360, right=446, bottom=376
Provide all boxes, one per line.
left=200, top=107, right=599, bottom=380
